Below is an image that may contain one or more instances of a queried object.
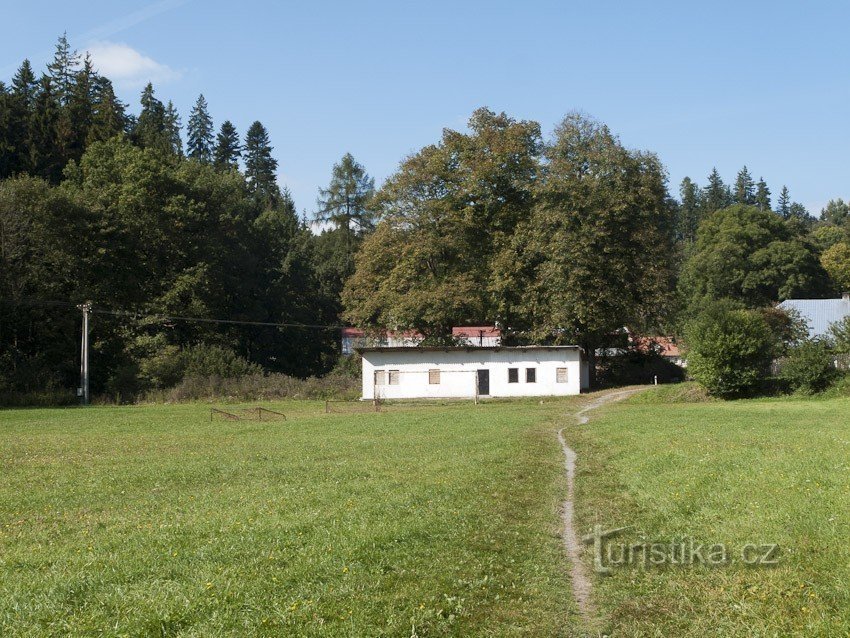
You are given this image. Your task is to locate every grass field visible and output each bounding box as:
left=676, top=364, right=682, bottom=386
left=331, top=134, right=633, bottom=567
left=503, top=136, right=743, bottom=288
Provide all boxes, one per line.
left=5, top=390, right=850, bottom=636
left=566, top=389, right=850, bottom=637
left=0, top=398, right=580, bottom=637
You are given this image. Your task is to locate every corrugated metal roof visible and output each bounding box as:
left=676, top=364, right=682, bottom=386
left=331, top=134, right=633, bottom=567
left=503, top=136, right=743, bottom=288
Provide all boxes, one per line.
left=778, top=297, right=850, bottom=338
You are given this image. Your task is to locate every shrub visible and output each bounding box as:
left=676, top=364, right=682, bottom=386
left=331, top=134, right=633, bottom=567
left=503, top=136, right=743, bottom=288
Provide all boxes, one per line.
left=779, top=339, right=837, bottom=394
left=139, top=344, right=261, bottom=390
left=684, top=301, right=779, bottom=397
left=155, top=370, right=359, bottom=403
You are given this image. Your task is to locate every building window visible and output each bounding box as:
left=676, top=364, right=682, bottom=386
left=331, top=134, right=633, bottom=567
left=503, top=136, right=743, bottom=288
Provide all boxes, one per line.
left=375, top=370, right=387, bottom=386
left=428, top=369, right=441, bottom=384
left=508, top=368, right=518, bottom=383
left=556, top=367, right=568, bottom=383
left=388, top=370, right=400, bottom=385
left=526, top=367, right=536, bottom=383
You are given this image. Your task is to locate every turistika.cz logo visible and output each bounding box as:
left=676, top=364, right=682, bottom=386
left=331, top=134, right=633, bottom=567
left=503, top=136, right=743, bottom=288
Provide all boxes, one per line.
left=582, top=525, right=781, bottom=575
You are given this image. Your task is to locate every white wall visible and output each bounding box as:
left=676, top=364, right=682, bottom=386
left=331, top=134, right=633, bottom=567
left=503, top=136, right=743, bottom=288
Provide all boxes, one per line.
left=361, top=348, right=585, bottom=400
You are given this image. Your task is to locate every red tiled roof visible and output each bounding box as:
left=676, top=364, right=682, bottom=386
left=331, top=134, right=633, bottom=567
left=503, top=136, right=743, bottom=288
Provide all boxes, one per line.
left=633, top=336, right=680, bottom=357
left=451, top=326, right=501, bottom=337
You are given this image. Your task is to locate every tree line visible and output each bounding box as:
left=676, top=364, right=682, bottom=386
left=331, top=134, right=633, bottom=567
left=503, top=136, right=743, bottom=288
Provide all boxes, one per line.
left=1, top=36, right=370, bottom=400
left=3, top=35, right=850, bottom=401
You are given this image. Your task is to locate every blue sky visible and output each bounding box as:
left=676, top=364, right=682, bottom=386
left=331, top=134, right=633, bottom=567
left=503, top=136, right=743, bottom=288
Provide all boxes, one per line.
left=3, top=0, right=848, bottom=216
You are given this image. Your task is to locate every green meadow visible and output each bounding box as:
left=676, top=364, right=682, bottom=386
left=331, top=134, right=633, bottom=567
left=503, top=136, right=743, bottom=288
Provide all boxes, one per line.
left=566, top=389, right=850, bottom=637
left=3, top=390, right=850, bottom=636
left=0, top=399, right=578, bottom=637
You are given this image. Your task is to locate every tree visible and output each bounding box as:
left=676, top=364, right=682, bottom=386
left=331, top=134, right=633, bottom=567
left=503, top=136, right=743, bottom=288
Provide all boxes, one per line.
left=679, top=204, right=828, bottom=309
left=509, top=113, right=676, bottom=381
left=755, top=177, right=771, bottom=211
left=62, top=53, right=96, bottom=164
left=213, top=120, right=240, bottom=169
left=343, top=108, right=542, bottom=342
left=164, top=101, right=182, bottom=155
left=28, top=76, right=63, bottom=182
left=734, top=166, right=755, bottom=205
left=46, top=33, right=80, bottom=106
left=243, top=121, right=280, bottom=207
left=678, top=176, right=701, bottom=242
left=88, top=76, right=127, bottom=143
left=5, top=60, right=38, bottom=176
left=315, top=153, right=375, bottom=233
left=820, top=242, right=850, bottom=291
left=186, top=94, right=214, bottom=162
left=820, top=199, right=850, bottom=226
left=776, top=185, right=791, bottom=218
left=133, top=83, right=168, bottom=151
left=702, top=168, right=731, bottom=214
left=684, top=301, right=778, bottom=397
left=780, top=339, right=836, bottom=394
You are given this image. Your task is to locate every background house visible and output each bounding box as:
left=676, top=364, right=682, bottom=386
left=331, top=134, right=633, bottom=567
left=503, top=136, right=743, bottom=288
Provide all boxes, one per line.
left=778, top=294, right=850, bottom=339
left=342, top=326, right=501, bottom=355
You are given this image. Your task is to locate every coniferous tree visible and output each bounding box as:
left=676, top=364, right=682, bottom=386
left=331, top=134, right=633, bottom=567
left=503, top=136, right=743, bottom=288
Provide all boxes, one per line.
left=186, top=94, right=214, bottom=162
left=702, top=168, right=730, bottom=214
left=165, top=101, right=182, bottom=155
left=28, top=76, right=62, bottom=182
left=0, top=83, right=12, bottom=177
left=678, top=176, right=701, bottom=242
left=7, top=60, right=38, bottom=175
left=46, top=33, right=80, bottom=106
left=213, top=120, right=241, bottom=169
left=62, top=54, right=96, bottom=164
left=776, top=185, right=791, bottom=218
left=734, top=166, right=755, bottom=205
left=315, top=153, right=375, bottom=233
left=88, top=76, right=127, bottom=143
left=820, top=199, right=850, bottom=226
left=755, top=177, right=771, bottom=211
left=243, top=121, right=280, bottom=206
left=134, top=83, right=168, bottom=151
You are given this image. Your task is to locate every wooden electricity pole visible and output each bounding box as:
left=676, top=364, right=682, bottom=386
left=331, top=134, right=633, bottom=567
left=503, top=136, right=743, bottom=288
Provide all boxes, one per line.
left=78, top=302, right=91, bottom=405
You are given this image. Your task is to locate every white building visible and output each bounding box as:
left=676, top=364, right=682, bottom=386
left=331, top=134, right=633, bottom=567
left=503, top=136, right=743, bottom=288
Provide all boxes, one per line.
left=359, top=346, right=589, bottom=400
left=778, top=294, right=850, bottom=339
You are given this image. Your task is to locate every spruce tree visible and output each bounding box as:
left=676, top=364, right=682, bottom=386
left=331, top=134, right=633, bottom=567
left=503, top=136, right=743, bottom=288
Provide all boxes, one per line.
left=702, top=168, right=730, bottom=214
left=186, top=94, right=214, bottom=162
left=244, top=121, right=280, bottom=206
left=134, top=83, right=168, bottom=150
left=164, top=101, right=182, bottom=155
left=755, top=177, right=771, bottom=211
left=776, top=186, right=791, bottom=218
left=8, top=60, right=38, bottom=175
left=213, top=120, right=241, bottom=169
left=734, top=166, right=755, bottom=205
left=63, top=53, right=96, bottom=164
left=88, top=76, right=127, bottom=143
left=28, top=76, right=62, bottom=182
left=0, top=83, right=12, bottom=178
left=46, top=33, right=80, bottom=106
left=315, top=153, right=375, bottom=233
left=678, top=176, right=701, bottom=242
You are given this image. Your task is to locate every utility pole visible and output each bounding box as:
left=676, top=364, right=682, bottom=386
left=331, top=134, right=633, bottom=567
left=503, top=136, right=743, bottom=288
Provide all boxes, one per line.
left=78, top=302, right=91, bottom=405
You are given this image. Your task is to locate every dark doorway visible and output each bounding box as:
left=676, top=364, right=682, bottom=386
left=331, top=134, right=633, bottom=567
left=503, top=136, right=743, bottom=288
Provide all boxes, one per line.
left=476, top=369, right=490, bottom=396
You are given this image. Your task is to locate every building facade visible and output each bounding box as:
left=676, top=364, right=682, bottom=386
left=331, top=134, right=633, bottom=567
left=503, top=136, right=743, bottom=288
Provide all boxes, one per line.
left=359, top=346, right=588, bottom=400
left=778, top=294, right=850, bottom=339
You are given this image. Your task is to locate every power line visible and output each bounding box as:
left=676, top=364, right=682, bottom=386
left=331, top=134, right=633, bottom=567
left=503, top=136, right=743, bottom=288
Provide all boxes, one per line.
left=1, top=298, right=347, bottom=331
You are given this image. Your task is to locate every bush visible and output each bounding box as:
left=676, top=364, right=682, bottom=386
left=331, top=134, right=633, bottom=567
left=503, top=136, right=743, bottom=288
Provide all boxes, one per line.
left=684, top=301, right=779, bottom=397
left=139, top=344, right=261, bottom=390
left=152, top=370, right=360, bottom=403
left=779, top=339, right=837, bottom=394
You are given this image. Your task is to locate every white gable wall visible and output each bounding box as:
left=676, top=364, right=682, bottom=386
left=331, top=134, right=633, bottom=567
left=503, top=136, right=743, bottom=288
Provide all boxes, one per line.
left=361, top=347, right=586, bottom=400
